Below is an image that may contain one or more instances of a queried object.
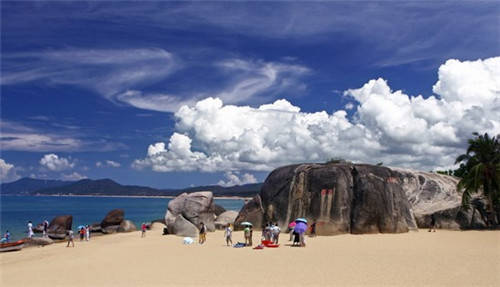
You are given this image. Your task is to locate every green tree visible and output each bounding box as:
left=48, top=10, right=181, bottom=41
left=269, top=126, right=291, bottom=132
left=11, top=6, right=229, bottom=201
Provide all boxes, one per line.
left=455, top=132, right=500, bottom=225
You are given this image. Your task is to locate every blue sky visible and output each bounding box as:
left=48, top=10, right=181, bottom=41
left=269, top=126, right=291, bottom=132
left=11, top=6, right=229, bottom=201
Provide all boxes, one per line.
left=1, top=1, right=499, bottom=189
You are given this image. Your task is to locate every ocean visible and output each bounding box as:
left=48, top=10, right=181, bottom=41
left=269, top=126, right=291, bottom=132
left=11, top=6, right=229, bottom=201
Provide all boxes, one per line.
left=0, top=195, right=245, bottom=240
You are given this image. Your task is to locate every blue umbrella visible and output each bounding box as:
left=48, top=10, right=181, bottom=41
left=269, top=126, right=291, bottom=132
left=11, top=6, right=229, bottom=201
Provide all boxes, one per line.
left=294, top=222, right=308, bottom=234
left=295, top=218, right=308, bottom=224
left=77, top=225, right=85, bottom=229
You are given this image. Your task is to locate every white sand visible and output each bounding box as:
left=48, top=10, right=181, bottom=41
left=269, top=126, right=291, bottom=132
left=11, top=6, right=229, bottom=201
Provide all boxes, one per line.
left=1, top=229, right=499, bottom=286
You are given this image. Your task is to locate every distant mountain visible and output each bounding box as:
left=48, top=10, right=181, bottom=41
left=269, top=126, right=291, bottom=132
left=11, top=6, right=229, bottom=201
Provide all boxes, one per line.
left=1, top=177, right=261, bottom=197
left=33, top=178, right=169, bottom=197
left=0, top=177, right=73, bottom=195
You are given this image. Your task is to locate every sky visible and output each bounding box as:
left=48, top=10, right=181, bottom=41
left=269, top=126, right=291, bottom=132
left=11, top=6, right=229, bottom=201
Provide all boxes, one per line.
left=1, top=1, right=499, bottom=189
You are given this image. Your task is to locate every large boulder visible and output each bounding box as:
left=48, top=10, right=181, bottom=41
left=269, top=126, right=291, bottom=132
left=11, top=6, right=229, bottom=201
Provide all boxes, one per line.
left=173, top=214, right=199, bottom=237
left=165, top=192, right=216, bottom=235
left=117, top=220, right=136, bottom=233
left=101, top=209, right=124, bottom=228
left=393, top=168, right=489, bottom=229
left=234, top=195, right=264, bottom=231
left=47, top=215, right=73, bottom=239
left=214, top=210, right=239, bottom=230
left=236, top=163, right=417, bottom=235
left=24, top=237, right=53, bottom=246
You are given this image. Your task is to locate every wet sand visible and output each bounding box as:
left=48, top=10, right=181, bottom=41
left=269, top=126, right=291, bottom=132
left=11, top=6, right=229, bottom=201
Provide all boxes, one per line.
left=1, top=229, right=499, bottom=286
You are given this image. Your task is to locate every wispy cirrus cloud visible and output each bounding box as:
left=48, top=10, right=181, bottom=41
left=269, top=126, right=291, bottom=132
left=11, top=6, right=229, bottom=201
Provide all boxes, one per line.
left=0, top=121, right=126, bottom=152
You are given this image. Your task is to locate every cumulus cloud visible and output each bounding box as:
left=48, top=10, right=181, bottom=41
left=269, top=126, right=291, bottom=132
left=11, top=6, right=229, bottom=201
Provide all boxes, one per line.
left=39, top=154, right=75, bottom=171
left=217, top=171, right=258, bottom=187
left=60, top=172, right=87, bottom=181
left=134, top=57, right=500, bottom=173
left=0, top=159, right=21, bottom=182
left=96, top=160, right=121, bottom=168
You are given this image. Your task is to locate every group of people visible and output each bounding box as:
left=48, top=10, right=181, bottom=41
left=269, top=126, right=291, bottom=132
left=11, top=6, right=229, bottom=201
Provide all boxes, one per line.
left=262, top=222, right=280, bottom=244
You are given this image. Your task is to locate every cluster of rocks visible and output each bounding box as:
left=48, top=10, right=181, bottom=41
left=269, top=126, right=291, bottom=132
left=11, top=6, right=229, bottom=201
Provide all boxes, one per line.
left=163, top=191, right=239, bottom=237
left=234, top=163, right=489, bottom=235
left=30, top=209, right=136, bottom=245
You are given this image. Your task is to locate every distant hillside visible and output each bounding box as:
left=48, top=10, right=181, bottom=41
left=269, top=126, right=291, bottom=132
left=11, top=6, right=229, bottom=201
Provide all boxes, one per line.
left=0, top=177, right=73, bottom=195
left=33, top=178, right=169, bottom=197
left=1, top=177, right=261, bottom=197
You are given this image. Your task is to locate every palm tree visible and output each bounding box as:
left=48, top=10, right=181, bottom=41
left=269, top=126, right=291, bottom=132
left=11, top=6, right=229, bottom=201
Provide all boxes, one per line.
left=455, top=132, right=500, bottom=225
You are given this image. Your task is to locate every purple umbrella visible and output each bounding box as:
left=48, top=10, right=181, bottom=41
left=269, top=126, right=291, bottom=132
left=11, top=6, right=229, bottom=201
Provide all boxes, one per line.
left=294, top=222, right=308, bottom=234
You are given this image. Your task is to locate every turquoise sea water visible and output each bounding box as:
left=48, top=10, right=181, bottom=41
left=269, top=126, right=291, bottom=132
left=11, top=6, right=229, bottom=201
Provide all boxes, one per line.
left=0, top=195, right=245, bottom=240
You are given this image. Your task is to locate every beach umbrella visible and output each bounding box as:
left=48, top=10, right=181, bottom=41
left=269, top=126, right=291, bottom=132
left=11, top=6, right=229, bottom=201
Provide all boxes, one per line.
left=240, top=222, right=253, bottom=226
left=295, top=218, right=308, bottom=224
left=77, top=225, right=85, bottom=229
left=288, top=222, right=296, bottom=228
left=294, top=222, right=308, bottom=234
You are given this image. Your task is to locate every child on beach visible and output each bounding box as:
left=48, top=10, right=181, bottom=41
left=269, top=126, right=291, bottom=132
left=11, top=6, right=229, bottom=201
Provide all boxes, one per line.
left=2, top=231, right=10, bottom=243
left=224, top=224, right=233, bottom=246
left=199, top=222, right=206, bottom=244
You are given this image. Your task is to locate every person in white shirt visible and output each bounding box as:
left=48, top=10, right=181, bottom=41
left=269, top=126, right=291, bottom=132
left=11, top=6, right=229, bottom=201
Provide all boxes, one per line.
left=224, top=224, right=233, bottom=246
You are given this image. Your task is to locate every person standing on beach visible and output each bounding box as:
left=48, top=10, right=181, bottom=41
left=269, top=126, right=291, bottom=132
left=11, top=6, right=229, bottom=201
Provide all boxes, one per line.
left=249, top=226, right=253, bottom=246
left=86, top=225, right=90, bottom=241
left=272, top=223, right=280, bottom=244
left=244, top=225, right=250, bottom=246
left=428, top=214, right=436, bottom=232
left=310, top=220, right=317, bottom=237
left=141, top=223, right=147, bottom=238
left=224, top=224, right=233, bottom=246
left=79, top=226, right=85, bottom=241
left=28, top=221, right=34, bottom=237
left=66, top=229, right=74, bottom=247
left=43, top=220, right=49, bottom=238
left=199, top=222, right=206, bottom=244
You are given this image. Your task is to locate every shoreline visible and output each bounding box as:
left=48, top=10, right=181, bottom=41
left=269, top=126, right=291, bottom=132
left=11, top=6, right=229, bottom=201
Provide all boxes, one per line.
left=2, top=229, right=499, bottom=286
left=3, top=194, right=252, bottom=200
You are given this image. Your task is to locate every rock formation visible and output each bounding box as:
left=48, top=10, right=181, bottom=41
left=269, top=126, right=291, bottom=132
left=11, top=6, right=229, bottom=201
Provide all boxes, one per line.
left=24, top=237, right=53, bottom=246
left=117, top=220, right=136, bottom=233
left=214, top=210, right=239, bottom=229
left=165, top=191, right=216, bottom=236
left=47, top=215, right=73, bottom=239
left=101, top=209, right=124, bottom=228
left=234, top=163, right=489, bottom=235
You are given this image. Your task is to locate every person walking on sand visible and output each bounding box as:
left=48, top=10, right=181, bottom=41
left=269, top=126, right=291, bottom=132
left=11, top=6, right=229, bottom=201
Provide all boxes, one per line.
left=66, top=229, right=74, bottom=247
left=28, top=221, right=34, bottom=237
left=224, top=224, right=233, bottom=246
left=272, top=223, right=280, bottom=244
left=141, top=223, right=147, bottom=238
left=428, top=214, right=436, bottom=232
left=199, top=222, right=206, bottom=244
left=79, top=226, right=85, bottom=242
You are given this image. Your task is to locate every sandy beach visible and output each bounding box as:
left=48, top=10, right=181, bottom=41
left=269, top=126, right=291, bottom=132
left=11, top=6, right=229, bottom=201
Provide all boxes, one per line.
left=1, top=229, right=499, bottom=287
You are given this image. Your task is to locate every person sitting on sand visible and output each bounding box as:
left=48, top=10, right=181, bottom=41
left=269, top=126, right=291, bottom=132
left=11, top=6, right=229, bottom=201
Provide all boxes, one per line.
left=199, top=222, right=206, bottom=244
left=224, top=224, right=233, bottom=246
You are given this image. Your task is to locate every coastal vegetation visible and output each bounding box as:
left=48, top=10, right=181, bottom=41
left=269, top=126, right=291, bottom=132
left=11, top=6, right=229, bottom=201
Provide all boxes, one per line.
left=455, top=132, right=500, bottom=225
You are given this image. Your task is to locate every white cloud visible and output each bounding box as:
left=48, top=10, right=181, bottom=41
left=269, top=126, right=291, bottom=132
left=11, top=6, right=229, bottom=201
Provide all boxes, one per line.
left=217, top=171, right=258, bottom=187
left=0, top=159, right=21, bottom=183
left=39, top=154, right=75, bottom=171
left=60, top=172, right=87, bottom=181
left=96, top=160, right=121, bottom=168
left=134, top=57, right=500, bottom=173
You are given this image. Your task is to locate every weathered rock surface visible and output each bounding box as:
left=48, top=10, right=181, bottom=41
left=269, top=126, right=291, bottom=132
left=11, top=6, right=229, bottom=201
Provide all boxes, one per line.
left=101, top=209, right=124, bottom=228
left=47, top=215, right=73, bottom=239
left=393, top=168, right=488, bottom=230
left=24, top=237, right=54, bottom=246
left=150, top=222, right=167, bottom=231
left=234, top=195, right=264, bottom=230
left=165, top=191, right=216, bottom=235
left=102, top=225, right=119, bottom=234
left=117, top=220, right=136, bottom=233
left=235, top=163, right=490, bottom=235
left=214, top=204, right=226, bottom=216
left=173, top=214, right=199, bottom=237
left=214, top=210, right=239, bottom=229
